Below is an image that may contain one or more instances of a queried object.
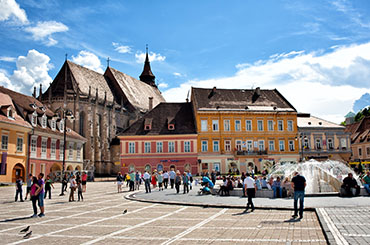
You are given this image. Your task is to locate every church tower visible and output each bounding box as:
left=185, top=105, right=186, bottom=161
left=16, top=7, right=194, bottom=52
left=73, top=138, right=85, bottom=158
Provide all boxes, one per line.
left=139, top=46, right=156, bottom=87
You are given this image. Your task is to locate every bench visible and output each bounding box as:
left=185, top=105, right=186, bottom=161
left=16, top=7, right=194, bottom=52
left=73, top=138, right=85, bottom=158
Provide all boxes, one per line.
left=212, top=187, right=274, bottom=198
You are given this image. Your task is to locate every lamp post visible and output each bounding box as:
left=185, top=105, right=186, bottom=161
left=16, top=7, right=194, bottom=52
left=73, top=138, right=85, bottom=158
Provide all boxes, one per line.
left=296, top=133, right=307, bottom=162
left=55, top=108, right=74, bottom=196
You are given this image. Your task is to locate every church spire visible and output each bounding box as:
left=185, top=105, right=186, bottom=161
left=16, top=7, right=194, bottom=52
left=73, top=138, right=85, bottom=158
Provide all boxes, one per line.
left=139, top=44, right=156, bottom=87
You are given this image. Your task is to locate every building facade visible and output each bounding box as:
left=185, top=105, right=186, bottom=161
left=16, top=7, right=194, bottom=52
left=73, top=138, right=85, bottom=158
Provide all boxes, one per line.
left=0, top=92, right=32, bottom=183
left=191, top=87, right=299, bottom=174
left=297, top=113, right=351, bottom=162
left=41, top=54, right=164, bottom=175
left=346, top=116, right=370, bottom=166
left=119, top=103, right=198, bottom=174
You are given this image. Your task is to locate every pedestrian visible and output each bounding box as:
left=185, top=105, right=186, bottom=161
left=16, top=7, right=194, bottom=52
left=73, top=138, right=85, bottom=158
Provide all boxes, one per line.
left=129, top=171, right=135, bottom=191
left=158, top=171, right=164, bottom=191
left=187, top=172, right=193, bottom=190
left=30, top=176, right=40, bottom=218
left=163, top=170, right=169, bottom=189
left=15, top=176, right=24, bottom=202
left=151, top=171, right=157, bottom=189
left=44, top=175, right=54, bottom=199
left=37, top=173, right=45, bottom=217
left=135, top=171, right=141, bottom=190
left=211, top=170, right=216, bottom=185
left=272, top=176, right=283, bottom=198
left=362, top=171, right=370, bottom=195
left=76, top=172, right=81, bottom=183
left=244, top=173, right=256, bottom=212
left=169, top=169, right=176, bottom=189
left=69, top=175, right=76, bottom=202
left=291, top=171, right=306, bottom=219
left=25, top=174, right=32, bottom=200
left=116, top=172, right=124, bottom=193
left=143, top=171, right=151, bottom=193
left=61, top=173, right=68, bottom=193
left=81, top=171, right=87, bottom=192
left=77, top=180, right=83, bottom=201
left=125, top=173, right=130, bottom=187
left=175, top=171, right=181, bottom=194
left=182, top=172, right=189, bottom=194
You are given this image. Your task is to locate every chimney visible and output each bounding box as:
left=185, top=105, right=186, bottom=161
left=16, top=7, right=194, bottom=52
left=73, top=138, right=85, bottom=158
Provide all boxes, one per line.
left=252, top=87, right=261, bottom=103
left=48, top=83, right=52, bottom=103
left=208, top=86, right=217, bottom=99
left=255, top=87, right=261, bottom=96
left=149, top=97, right=153, bottom=111
left=38, top=84, right=42, bottom=99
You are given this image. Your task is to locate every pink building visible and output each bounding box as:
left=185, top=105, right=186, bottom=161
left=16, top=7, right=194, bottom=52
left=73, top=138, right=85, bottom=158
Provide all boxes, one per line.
left=119, top=103, right=198, bottom=174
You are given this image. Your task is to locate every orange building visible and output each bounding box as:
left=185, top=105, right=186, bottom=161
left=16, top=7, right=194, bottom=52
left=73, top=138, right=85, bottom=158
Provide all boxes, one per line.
left=191, top=87, right=299, bottom=174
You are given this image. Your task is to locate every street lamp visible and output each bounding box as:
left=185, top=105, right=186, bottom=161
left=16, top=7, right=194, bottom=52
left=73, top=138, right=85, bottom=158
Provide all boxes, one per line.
left=54, top=108, right=74, bottom=196
left=296, top=133, right=307, bottom=162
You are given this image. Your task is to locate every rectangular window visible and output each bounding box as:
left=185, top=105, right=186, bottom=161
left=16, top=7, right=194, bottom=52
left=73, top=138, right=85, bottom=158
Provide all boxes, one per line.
left=31, top=137, right=37, bottom=156
left=340, top=138, right=347, bottom=148
left=366, top=147, right=370, bottom=156
left=76, top=144, right=81, bottom=161
left=184, top=141, right=191, bottom=152
left=278, top=120, right=283, bottom=131
left=41, top=138, right=47, bottom=158
left=16, top=137, right=23, bottom=152
left=289, top=140, right=295, bottom=151
left=246, top=120, right=252, bottom=131
left=269, top=140, right=275, bottom=151
left=1, top=135, right=8, bottom=150
left=213, top=140, right=219, bottom=152
left=30, top=163, right=35, bottom=176
left=236, top=140, right=242, bottom=151
left=279, top=140, right=285, bottom=151
left=359, top=148, right=362, bottom=156
left=247, top=140, right=253, bottom=151
left=60, top=141, right=64, bottom=159
left=257, top=120, right=263, bottom=131
left=68, top=143, right=73, bottom=160
left=129, top=142, right=135, bottom=154
left=287, top=120, right=293, bottom=131
left=144, top=142, right=151, bottom=153
left=327, top=138, right=334, bottom=149
left=268, top=120, right=274, bottom=131
left=168, top=141, right=175, bottom=153
left=235, top=120, right=241, bottom=131
left=40, top=164, right=45, bottom=175
left=303, top=138, right=309, bottom=149
left=224, top=140, right=231, bottom=152
left=51, top=141, right=56, bottom=159
left=224, top=120, right=230, bottom=131
left=201, top=141, right=208, bottom=152
left=156, top=142, right=163, bottom=153
left=258, top=140, right=265, bottom=151
left=201, top=120, right=208, bottom=132
left=315, top=139, right=321, bottom=150
left=212, top=120, right=219, bottom=131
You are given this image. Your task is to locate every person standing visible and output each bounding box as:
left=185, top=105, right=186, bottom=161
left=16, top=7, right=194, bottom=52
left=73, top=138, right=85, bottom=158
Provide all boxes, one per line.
left=158, top=171, right=164, bottom=191
left=81, top=171, right=87, bottom=192
left=25, top=174, right=33, bottom=200
left=129, top=171, right=135, bottom=191
left=37, top=173, right=45, bottom=217
left=30, top=176, right=40, bottom=218
left=291, top=171, right=306, bottom=219
left=175, top=171, right=182, bottom=194
left=151, top=171, right=157, bottom=189
left=135, top=171, right=141, bottom=190
left=44, top=175, right=54, bottom=199
left=187, top=172, right=193, bottom=190
left=69, top=175, right=76, bottom=202
left=169, top=169, right=176, bottom=189
left=77, top=180, right=83, bottom=201
left=116, top=172, right=124, bottom=193
left=211, top=171, right=216, bottom=185
left=182, top=172, right=189, bottom=194
left=61, top=173, right=68, bottom=193
left=15, top=176, right=24, bottom=202
left=143, top=171, right=151, bottom=193
left=163, top=170, right=169, bottom=189
left=244, top=173, right=256, bottom=212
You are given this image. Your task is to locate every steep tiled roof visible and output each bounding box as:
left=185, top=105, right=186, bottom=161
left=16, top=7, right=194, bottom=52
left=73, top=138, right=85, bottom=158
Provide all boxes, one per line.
left=191, top=87, right=296, bottom=112
left=119, top=103, right=196, bottom=135
left=346, top=117, right=370, bottom=144
left=298, top=115, right=344, bottom=128
left=0, top=92, right=32, bottom=129
left=106, top=67, right=165, bottom=111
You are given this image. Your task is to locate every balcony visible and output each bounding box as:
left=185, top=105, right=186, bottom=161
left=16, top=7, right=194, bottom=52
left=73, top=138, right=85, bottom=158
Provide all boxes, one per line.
left=235, top=150, right=268, bottom=156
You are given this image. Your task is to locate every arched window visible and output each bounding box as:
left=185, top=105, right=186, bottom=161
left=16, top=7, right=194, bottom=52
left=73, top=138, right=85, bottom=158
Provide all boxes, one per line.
left=129, top=164, right=135, bottom=172
left=145, top=164, right=151, bottom=173
left=157, top=164, right=163, bottom=172
left=79, top=112, right=85, bottom=137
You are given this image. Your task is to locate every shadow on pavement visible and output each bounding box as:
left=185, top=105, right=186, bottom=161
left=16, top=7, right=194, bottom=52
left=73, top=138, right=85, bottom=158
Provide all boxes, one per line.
left=284, top=218, right=301, bottom=223
left=0, top=216, right=32, bottom=222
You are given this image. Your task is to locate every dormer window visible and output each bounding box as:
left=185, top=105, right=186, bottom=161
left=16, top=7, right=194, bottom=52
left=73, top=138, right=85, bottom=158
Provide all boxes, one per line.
left=60, top=119, right=65, bottom=132
left=51, top=119, right=56, bottom=131
left=144, top=118, right=152, bottom=131
left=167, top=117, right=175, bottom=131
left=30, top=103, right=37, bottom=110
left=7, top=107, right=14, bottom=119
left=168, top=124, right=175, bottom=130
left=41, top=114, right=47, bottom=128
left=31, top=111, right=37, bottom=126
left=40, top=106, right=46, bottom=112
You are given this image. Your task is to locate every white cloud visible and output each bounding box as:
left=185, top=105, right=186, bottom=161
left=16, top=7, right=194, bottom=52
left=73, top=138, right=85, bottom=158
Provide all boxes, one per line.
left=158, top=82, right=168, bottom=89
left=0, top=0, right=28, bottom=25
left=1, top=49, right=53, bottom=94
left=0, top=56, right=16, bottom=62
left=173, top=72, right=182, bottom=77
left=135, top=51, right=166, bottom=63
left=72, top=50, right=104, bottom=74
left=112, top=42, right=131, bottom=54
left=25, top=21, right=68, bottom=46
left=163, top=42, right=370, bottom=123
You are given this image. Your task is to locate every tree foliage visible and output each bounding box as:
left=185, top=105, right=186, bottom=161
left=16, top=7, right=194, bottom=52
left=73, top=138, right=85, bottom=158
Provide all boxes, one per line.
left=354, top=106, right=370, bottom=122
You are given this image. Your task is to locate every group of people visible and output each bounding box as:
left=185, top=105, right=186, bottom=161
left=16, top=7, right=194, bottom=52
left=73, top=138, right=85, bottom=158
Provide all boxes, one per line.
left=340, top=171, right=370, bottom=197
left=116, top=169, right=194, bottom=194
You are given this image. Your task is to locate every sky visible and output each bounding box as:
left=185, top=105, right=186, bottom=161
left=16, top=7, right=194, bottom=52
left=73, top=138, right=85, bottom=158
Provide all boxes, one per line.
left=1, top=0, right=370, bottom=123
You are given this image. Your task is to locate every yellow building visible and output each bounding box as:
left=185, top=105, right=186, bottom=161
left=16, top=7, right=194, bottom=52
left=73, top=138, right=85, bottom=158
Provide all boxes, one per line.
left=191, top=87, right=299, bottom=174
left=0, top=93, right=32, bottom=183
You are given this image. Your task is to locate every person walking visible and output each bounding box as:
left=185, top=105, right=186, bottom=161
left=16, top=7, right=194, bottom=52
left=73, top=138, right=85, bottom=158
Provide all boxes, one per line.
left=116, top=172, right=124, bottom=193
left=129, top=171, right=135, bottom=191
left=61, top=173, right=68, bottom=194
left=158, top=171, right=164, bottom=191
left=143, top=171, right=151, bottom=193
left=175, top=171, right=181, bottom=194
left=291, top=171, right=306, bottom=219
left=187, top=172, right=193, bottom=190
left=77, top=180, right=83, bottom=201
left=169, top=169, right=176, bottom=189
left=163, top=170, right=169, bottom=189
left=135, top=171, right=141, bottom=190
left=69, top=175, right=76, bottom=202
left=30, top=176, right=40, bottom=218
left=151, top=171, right=157, bottom=189
left=25, top=174, right=33, bottom=201
left=15, top=176, right=24, bottom=202
left=44, top=175, right=54, bottom=199
left=81, top=171, right=87, bottom=192
left=244, top=173, right=256, bottom=212
left=182, top=172, right=189, bottom=194
left=37, top=173, right=45, bottom=217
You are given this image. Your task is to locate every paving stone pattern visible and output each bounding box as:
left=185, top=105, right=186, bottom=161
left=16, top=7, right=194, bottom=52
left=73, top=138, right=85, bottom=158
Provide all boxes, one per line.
left=0, top=182, right=326, bottom=244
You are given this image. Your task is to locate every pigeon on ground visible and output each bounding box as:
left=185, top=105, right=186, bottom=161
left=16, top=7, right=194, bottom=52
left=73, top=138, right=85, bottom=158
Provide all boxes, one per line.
left=123, top=209, right=127, bottom=214
left=23, top=231, right=32, bottom=239
left=19, top=226, right=30, bottom=233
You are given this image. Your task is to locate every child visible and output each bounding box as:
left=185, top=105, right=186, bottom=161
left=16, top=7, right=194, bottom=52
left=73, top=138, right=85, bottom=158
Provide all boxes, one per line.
left=77, top=180, right=83, bottom=201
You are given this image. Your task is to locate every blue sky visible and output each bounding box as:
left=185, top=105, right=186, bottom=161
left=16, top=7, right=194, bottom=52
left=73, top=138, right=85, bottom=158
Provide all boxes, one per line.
left=1, top=0, right=370, bottom=123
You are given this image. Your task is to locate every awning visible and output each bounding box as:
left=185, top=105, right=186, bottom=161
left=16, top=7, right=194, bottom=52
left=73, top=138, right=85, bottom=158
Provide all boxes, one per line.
left=349, top=161, right=370, bottom=165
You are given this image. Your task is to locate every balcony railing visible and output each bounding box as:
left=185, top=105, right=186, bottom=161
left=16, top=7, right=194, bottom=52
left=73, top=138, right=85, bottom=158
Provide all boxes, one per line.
left=236, top=150, right=268, bottom=156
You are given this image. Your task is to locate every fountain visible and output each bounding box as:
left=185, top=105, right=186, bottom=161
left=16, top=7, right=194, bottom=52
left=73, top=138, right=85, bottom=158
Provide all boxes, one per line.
left=268, top=159, right=359, bottom=194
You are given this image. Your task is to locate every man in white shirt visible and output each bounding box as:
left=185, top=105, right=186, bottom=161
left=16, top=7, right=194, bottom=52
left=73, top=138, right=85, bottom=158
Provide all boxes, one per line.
left=163, top=171, right=169, bottom=189
left=169, top=170, right=176, bottom=189
left=143, top=171, right=151, bottom=193
left=244, top=173, right=256, bottom=212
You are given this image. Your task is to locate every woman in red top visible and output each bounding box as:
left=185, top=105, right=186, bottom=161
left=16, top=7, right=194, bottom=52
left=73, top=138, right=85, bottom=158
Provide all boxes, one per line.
left=81, top=172, right=88, bottom=192
left=30, top=177, right=41, bottom=218
left=151, top=171, right=157, bottom=188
